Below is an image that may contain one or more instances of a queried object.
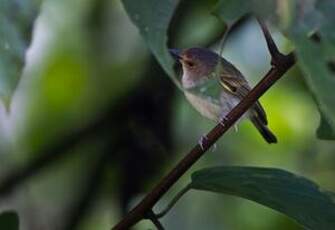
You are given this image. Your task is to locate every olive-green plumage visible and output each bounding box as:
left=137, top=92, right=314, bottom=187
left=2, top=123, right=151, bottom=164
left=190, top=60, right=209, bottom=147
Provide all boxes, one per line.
left=170, top=47, right=277, bottom=144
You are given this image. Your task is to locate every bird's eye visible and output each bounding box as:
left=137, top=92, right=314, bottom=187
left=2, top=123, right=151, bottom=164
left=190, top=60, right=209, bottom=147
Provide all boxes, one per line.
left=186, top=61, right=195, bottom=67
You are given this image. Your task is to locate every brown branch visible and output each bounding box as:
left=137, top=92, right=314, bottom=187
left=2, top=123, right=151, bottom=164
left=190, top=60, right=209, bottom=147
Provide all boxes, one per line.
left=112, top=20, right=296, bottom=229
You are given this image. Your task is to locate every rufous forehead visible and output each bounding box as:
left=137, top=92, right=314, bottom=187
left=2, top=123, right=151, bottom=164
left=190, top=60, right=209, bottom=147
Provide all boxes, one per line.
left=181, top=56, right=193, bottom=62
left=181, top=54, right=199, bottom=63
left=180, top=52, right=191, bottom=60
left=181, top=50, right=198, bottom=59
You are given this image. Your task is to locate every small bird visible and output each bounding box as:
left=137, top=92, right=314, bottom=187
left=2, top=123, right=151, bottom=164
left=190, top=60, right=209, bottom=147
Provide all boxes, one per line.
left=169, top=47, right=277, bottom=144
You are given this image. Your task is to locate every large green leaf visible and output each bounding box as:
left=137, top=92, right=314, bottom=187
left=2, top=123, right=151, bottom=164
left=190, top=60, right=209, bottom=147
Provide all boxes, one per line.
left=191, top=166, right=335, bottom=230
left=0, top=0, right=41, bottom=107
left=121, top=0, right=182, bottom=89
left=0, top=211, right=19, bottom=230
left=214, top=0, right=335, bottom=139
left=214, top=0, right=276, bottom=25
left=290, top=0, right=335, bottom=139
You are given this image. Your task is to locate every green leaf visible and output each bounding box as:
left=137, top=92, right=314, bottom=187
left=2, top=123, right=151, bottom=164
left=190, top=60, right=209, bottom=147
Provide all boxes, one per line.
left=0, top=0, right=41, bottom=108
left=292, top=36, right=335, bottom=139
left=214, top=0, right=335, bottom=139
left=191, top=166, right=335, bottom=229
left=213, top=0, right=249, bottom=25
left=214, top=0, right=294, bottom=28
left=0, top=211, right=19, bottom=230
left=213, top=0, right=275, bottom=25
left=121, top=0, right=182, bottom=89
left=289, top=0, right=335, bottom=140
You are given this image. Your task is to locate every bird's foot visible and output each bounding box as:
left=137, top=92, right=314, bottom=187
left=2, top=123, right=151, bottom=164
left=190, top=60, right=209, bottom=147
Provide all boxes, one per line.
left=234, top=124, right=239, bottom=132
left=198, top=135, right=208, bottom=150
left=219, top=116, right=229, bottom=127
left=198, top=135, right=217, bottom=152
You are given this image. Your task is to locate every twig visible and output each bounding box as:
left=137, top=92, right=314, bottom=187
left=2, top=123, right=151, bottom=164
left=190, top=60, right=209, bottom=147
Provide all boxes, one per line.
left=256, top=17, right=295, bottom=68
left=112, top=19, right=296, bottom=229
left=146, top=210, right=165, bottom=230
left=257, top=18, right=280, bottom=60
left=155, top=184, right=191, bottom=219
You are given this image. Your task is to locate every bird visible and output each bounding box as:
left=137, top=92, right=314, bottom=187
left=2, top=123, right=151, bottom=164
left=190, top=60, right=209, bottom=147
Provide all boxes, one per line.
left=169, top=47, right=277, bottom=144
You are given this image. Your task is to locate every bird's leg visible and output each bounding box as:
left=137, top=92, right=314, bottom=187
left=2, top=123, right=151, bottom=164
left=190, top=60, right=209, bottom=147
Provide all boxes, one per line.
left=211, top=142, right=217, bottom=152
left=219, top=101, right=232, bottom=127
left=220, top=114, right=238, bottom=132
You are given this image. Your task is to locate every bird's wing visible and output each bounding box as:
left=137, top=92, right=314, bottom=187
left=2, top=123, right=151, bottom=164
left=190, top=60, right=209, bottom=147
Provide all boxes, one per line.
left=218, top=62, right=268, bottom=124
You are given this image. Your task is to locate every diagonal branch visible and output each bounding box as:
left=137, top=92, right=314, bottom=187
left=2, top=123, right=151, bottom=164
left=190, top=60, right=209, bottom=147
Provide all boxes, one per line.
left=112, top=20, right=296, bottom=229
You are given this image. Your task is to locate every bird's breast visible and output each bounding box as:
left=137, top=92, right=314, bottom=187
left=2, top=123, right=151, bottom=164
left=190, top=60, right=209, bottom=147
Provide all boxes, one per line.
left=181, top=73, right=195, bottom=89
left=184, top=91, right=221, bottom=121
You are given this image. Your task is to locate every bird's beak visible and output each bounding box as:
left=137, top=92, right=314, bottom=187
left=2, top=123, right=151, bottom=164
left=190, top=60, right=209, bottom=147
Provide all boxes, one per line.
left=169, top=48, right=182, bottom=61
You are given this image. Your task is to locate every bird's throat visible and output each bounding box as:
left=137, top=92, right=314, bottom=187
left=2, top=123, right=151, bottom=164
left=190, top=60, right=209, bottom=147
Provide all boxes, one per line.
left=181, top=72, right=196, bottom=89
left=181, top=71, right=209, bottom=89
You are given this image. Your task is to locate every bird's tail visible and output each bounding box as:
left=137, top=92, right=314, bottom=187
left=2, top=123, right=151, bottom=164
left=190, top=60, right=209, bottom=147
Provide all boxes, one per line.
left=250, top=116, right=277, bottom=144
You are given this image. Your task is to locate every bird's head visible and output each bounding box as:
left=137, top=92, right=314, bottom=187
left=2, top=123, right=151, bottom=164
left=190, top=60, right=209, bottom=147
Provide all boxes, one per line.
left=169, top=48, right=219, bottom=83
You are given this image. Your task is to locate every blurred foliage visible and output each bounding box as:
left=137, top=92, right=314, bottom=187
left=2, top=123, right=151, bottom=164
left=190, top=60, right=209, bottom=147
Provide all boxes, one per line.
left=0, top=211, right=19, bottom=230
left=0, top=0, right=333, bottom=230
left=0, top=0, right=41, bottom=107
